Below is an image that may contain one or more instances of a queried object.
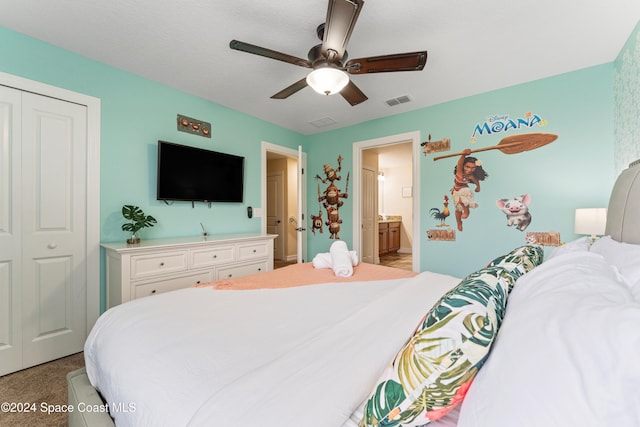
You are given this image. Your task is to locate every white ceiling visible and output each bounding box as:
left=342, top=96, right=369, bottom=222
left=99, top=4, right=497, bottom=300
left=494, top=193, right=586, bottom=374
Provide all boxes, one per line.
left=1, top=0, right=639, bottom=135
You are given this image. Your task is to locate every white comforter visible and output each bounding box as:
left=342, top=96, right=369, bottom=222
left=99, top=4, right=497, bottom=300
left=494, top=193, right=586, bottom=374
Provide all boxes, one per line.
left=85, top=272, right=460, bottom=427
left=456, top=250, right=640, bottom=426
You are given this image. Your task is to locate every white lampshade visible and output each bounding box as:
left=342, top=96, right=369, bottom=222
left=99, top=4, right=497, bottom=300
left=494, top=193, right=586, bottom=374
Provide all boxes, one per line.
left=306, top=68, right=349, bottom=96
left=574, top=208, right=607, bottom=237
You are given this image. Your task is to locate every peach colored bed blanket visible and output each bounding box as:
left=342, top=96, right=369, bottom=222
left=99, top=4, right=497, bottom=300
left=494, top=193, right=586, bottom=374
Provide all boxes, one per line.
left=196, top=262, right=417, bottom=290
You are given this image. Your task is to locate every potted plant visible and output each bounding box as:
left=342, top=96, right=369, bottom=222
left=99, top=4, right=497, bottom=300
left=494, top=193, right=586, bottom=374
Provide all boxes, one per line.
left=121, top=205, right=157, bottom=244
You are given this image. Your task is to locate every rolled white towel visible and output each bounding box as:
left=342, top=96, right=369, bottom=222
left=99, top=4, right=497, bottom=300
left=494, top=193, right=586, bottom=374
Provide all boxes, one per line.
left=330, top=240, right=353, bottom=277
left=312, top=252, right=333, bottom=269
left=312, top=251, right=359, bottom=269
left=350, top=251, right=359, bottom=266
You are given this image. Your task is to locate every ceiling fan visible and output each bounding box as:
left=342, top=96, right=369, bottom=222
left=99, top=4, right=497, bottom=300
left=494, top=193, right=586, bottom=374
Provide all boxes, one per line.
left=229, top=0, right=428, bottom=106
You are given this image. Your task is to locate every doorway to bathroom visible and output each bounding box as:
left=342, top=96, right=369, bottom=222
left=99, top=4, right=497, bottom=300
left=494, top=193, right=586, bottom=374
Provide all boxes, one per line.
left=352, top=131, right=421, bottom=272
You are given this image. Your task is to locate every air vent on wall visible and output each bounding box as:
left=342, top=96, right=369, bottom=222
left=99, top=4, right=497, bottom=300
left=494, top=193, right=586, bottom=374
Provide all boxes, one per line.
left=385, top=95, right=412, bottom=107
left=309, top=117, right=338, bottom=128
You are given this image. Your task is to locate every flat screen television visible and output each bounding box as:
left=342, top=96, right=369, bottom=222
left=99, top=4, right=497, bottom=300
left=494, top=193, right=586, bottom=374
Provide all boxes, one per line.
left=157, top=141, right=244, bottom=203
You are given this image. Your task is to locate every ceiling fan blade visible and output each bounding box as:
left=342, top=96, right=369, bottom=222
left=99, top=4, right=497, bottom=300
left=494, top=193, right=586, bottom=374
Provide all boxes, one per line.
left=340, top=80, right=368, bottom=106
left=271, top=78, right=309, bottom=99
left=230, top=40, right=312, bottom=68
left=322, top=0, right=364, bottom=60
left=345, top=51, right=428, bottom=74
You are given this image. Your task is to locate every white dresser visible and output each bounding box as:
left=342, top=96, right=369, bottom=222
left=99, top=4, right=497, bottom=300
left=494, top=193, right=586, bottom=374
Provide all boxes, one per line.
left=102, top=233, right=277, bottom=308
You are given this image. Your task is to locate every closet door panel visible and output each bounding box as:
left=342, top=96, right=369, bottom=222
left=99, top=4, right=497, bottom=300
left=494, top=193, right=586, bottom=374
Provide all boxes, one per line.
left=0, top=86, right=22, bottom=376
left=21, top=92, right=87, bottom=367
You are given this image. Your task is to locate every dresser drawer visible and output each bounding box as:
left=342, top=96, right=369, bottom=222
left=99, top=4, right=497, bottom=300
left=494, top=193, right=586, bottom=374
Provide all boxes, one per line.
left=238, top=241, right=270, bottom=261
left=130, top=251, right=187, bottom=279
left=216, top=261, right=268, bottom=280
left=190, top=245, right=235, bottom=268
left=134, top=270, right=213, bottom=299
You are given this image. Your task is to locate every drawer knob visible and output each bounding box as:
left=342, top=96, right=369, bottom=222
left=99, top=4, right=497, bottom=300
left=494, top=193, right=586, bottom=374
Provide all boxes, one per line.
left=48, top=242, right=58, bottom=249
left=253, top=249, right=257, bottom=253
left=160, top=262, right=165, bottom=266
left=228, top=274, right=233, bottom=278
left=196, top=281, right=201, bottom=284
left=213, top=255, right=217, bottom=258
left=258, top=268, right=262, bottom=272
left=151, top=289, right=157, bottom=294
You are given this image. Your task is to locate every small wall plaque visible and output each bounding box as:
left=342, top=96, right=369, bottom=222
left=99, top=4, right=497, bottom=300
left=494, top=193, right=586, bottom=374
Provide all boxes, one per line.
left=177, top=114, right=211, bottom=138
left=427, top=229, right=456, bottom=241
left=421, top=137, right=451, bottom=155
left=526, top=231, right=561, bottom=246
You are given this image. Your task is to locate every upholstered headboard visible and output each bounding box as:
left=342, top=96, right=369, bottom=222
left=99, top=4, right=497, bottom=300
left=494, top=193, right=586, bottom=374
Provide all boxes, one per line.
left=605, top=160, right=640, bottom=245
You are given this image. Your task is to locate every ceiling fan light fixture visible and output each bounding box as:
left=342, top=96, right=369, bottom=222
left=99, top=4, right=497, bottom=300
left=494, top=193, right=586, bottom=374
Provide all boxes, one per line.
left=306, top=67, right=349, bottom=96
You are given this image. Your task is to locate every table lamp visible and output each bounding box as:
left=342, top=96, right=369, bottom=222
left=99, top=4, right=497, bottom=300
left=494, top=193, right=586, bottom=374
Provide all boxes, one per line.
left=574, top=208, right=607, bottom=243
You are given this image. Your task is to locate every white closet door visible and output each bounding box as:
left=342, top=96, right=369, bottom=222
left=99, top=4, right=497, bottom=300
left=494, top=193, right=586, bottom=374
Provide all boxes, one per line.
left=0, top=86, right=22, bottom=374
left=21, top=92, right=87, bottom=367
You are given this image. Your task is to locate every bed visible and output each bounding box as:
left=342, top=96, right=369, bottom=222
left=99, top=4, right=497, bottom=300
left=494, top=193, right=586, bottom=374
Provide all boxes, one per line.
left=68, top=161, right=640, bottom=427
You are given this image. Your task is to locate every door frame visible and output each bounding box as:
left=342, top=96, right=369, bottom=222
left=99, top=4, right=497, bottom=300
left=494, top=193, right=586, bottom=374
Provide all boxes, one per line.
left=261, top=141, right=307, bottom=262
left=0, top=71, right=101, bottom=332
left=352, top=131, right=421, bottom=272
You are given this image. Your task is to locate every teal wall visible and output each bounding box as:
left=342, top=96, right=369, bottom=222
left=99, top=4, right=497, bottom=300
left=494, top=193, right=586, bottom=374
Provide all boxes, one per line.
left=1, top=20, right=638, bottom=286
left=304, top=65, right=615, bottom=276
left=0, top=26, right=304, bottom=243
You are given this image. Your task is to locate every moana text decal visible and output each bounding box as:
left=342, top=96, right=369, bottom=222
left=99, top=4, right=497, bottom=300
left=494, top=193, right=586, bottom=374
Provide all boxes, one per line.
left=471, top=112, right=547, bottom=141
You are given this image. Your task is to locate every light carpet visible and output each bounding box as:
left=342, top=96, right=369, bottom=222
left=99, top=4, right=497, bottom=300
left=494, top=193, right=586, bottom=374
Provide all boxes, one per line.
left=0, top=352, right=85, bottom=427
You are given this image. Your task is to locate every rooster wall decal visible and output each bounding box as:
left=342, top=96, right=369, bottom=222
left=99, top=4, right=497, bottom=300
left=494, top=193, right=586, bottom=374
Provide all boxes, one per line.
left=429, top=195, right=450, bottom=227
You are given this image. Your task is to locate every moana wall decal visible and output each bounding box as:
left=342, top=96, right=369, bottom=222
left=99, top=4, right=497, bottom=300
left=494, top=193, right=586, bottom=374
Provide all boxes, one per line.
left=496, top=194, right=532, bottom=231
left=428, top=132, right=557, bottom=234
left=429, top=195, right=450, bottom=227
left=450, top=150, right=489, bottom=231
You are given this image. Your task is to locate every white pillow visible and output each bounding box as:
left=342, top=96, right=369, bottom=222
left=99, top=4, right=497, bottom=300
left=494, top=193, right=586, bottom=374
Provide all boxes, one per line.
left=545, top=236, right=591, bottom=261
left=591, top=235, right=640, bottom=287
left=456, top=252, right=640, bottom=427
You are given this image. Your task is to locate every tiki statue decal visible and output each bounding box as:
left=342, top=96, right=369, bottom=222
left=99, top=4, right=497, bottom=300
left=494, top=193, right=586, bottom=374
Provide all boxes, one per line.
left=314, top=155, right=349, bottom=239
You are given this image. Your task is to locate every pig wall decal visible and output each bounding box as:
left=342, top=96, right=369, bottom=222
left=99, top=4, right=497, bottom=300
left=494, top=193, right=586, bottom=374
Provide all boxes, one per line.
left=496, top=194, right=532, bottom=231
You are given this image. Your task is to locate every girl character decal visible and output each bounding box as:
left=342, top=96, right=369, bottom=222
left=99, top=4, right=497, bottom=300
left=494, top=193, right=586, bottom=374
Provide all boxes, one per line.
left=451, top=149, right=488, bottom=231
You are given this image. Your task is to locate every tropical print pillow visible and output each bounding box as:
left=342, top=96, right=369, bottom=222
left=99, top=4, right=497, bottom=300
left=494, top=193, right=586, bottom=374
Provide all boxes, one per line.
left=359, top=264, right=525, bottom=427
left=488, top=245, right=544, bottom=289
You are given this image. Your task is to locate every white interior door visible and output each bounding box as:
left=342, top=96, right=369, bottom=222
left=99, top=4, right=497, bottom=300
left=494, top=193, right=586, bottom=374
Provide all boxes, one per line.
left=267, top=172, right=284, bottom=260
left=262, top=142, right=307, bottom=264
left=21, top=92, right=88, bottom=368
left=296, top=146, right=307, bottom=262
left=0, top=86, right=22, bottom=374
left=361, top=167, right=376, bottom=264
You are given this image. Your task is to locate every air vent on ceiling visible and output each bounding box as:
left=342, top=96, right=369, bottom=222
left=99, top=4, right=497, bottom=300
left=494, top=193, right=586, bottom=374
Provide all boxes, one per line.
left=309, top=117, right=338, bottom=128
left=385, top=95, right=412, bottom=107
